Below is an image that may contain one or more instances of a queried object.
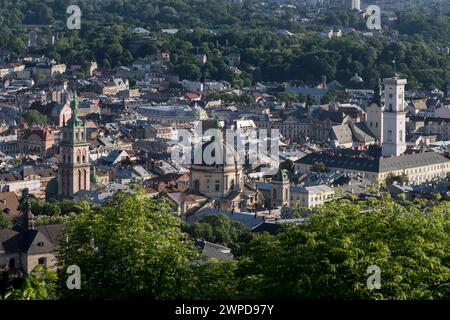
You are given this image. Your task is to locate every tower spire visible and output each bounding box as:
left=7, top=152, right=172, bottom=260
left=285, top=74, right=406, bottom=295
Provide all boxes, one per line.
left=68, top=92, right=83, bottom=128
left=393, top=58, right=398, bottom=78
left=372, top=77, right=384, bottom=106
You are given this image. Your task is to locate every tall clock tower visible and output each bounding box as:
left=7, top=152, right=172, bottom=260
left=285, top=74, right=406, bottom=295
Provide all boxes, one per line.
left=58, top=94, right=90, bottom=198
left=382, top=75, right=407, bottom=157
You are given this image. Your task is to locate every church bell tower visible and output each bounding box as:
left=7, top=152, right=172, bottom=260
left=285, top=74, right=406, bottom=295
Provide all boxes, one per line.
left=382, top=74, right=407, bottom=157
left=58, top=94, right=90, bottom=197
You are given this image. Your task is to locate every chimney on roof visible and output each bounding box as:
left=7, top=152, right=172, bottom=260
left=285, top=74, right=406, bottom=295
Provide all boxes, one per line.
left=21, top=188, right=35, bottom=231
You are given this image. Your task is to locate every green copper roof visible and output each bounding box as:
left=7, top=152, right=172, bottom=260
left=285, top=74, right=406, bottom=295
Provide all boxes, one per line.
left=371, top=78, right=384, bottom=106
left=90, top=166, right=99, bottom=184
left=67, top=93, right=83, bottom=128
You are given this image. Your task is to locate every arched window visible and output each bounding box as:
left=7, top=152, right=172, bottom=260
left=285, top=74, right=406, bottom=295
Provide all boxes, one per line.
left=78, top=170, right=82, bottom=190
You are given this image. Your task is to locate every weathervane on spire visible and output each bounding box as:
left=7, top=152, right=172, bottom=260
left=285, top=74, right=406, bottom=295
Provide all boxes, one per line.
left=393, top=58, right=399, bottom=78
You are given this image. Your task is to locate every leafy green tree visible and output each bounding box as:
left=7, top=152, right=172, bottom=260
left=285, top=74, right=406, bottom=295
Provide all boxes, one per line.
left=280, top=159, right=294, bottom=173
left=385, top=173, right=409, bottom=185
left=311, top=162, right=328, bottom=173
left=184, top=215, right=252, bottom=255
left=320, top=90, right=337, bottom=104
left=257, top=192, right=266, bottom=209
left=191, top=261, right=239, bottom=299
left=56, top=191, right=200, bottom=299
left=16, top=110, right=47, bottom=127
left=0, top=213, right=12, bottom=229
left=1, top=266, right=57, bottom=300
left=238, top=198, right=450, bottom=299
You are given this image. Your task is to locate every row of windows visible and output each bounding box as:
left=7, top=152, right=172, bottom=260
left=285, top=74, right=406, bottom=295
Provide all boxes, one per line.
left=8, top=257, right=47, bottom=269
left=62, top=131, right=85, bottom=141
left=62, top=154, right=87, bottom=164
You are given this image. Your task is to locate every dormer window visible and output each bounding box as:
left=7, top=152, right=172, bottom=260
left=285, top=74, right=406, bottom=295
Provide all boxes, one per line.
left=37, top=242, right=44, bottom=247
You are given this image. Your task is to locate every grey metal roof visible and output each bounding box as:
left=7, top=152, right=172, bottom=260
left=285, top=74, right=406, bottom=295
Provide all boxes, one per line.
left=195, top=240, right=234, bottom=261
left=0, top=224, right=64, bottom=255
left=297, top=152, right=450, bottom=173
left=379, top=152, right=450, bottom=173
left=332, top=125, right=353, bottom=144
left=188, top=209, right=264, bottom=229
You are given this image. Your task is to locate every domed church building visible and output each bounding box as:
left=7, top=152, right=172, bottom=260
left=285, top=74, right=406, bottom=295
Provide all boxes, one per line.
left=189, top=137, right=244, bottom=200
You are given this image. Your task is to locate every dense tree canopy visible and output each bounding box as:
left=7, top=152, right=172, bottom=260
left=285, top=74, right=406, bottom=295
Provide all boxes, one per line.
left=183, top=214, right=253, bottom=255
left=4, top=192, right=450, bottom=300
left=0, top=1, right=448, bottom=89
left=238, top=198, right=450, bottom=299
left=56, top=192, right=200, bottom=299
left=15, top=110, right=47, bottom=127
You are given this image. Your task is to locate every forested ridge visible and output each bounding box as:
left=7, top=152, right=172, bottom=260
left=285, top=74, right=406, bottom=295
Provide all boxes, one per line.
left=0, top=0, right=449, bottom=90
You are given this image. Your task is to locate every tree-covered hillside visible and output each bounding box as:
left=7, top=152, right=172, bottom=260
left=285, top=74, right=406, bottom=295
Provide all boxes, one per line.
left=0, top=1, right=449, bottom=89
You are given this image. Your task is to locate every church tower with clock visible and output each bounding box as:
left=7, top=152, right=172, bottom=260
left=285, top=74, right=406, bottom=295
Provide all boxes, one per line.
left=58, top=94, right=90, bottom=198
left=382, top=74, right=407, bottom=157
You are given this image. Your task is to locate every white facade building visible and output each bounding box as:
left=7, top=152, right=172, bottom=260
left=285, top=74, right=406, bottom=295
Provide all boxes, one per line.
left=290, top=185, right=335, bottom=209
left=382, top=76, right=407, bottom=157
